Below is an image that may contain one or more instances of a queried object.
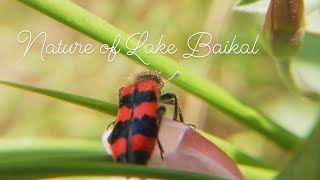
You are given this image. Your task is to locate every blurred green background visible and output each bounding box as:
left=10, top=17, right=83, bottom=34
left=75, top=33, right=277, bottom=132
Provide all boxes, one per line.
left=0, top=0, right=319, bottom=169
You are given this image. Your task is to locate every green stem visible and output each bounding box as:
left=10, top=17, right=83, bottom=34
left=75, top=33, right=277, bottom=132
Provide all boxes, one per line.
left=277, top=59, right=320, bottom=101
left=16, top=0, right=301, bottom=149
left=277, top=59, right=295, bottom=90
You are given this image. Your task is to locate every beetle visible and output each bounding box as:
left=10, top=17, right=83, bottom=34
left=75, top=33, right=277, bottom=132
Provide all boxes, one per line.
left=107, top=71, right=183, bottom=164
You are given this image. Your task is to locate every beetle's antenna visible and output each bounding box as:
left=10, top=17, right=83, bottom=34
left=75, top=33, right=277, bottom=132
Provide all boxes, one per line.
left=165, top=71, right=181, bottom=83
left=155, top=69, right=162, bottom=75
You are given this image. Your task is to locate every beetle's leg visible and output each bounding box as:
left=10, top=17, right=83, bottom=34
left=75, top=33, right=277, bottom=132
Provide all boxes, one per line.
left=157, top=105, right=166, bottom=126
left=106, top=87, right=124, bottom=136
left=106, top=87, right=123, bottom=133
left=156, top=106, right=166, bottom=160
left=107, top=132, right=112, bottom=144
left=160, top=93, right=183, bottom=122
left=106, top=120, right=116, bottom=130
left=118, top=87, right=124, bottom=97
left=157, top=137, right=164, bottom=160
left=160, top=93, right=197, bottom=128
left=106, top=120, right=117, bottom=144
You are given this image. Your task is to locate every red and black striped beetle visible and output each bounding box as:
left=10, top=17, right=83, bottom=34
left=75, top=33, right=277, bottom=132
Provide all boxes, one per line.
left=107, top=71, right=183, bottom=164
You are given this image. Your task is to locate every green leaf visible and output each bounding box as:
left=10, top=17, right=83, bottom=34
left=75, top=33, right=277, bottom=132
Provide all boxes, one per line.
left=16, top=0, right=301, bottom=150
left=291, top=32, right=320, bottom=100
left=237, top=0, right=260, bottom=6
left=234, top=0, right=269, bottom=13
left=277, top=116, right=320, bottom=180
left=0, top=139, right=224, bottom=180
left=0, top=81, right=118, bottom=116
left=238, top=164, right=278, bottom=180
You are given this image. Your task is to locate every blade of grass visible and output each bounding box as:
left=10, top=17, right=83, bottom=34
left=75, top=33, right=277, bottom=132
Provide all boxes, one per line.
left=0, top=81, right=272, bottom=169
left=0, top=134, right=274, bottom=179
left=0, top=139, right=224, bottom=180
left=0, top=81, right=117, bottom=116
left=237, top=0, right=260, bottom=6
left=1, top=162, right=223, bottom=180
left=16, top=0, right=301, bottom=149
left=0, top=138, right=110, bottom=164
left=277, top=116, right=320, bottom=180
left=238, top=164, right=278, bottom=180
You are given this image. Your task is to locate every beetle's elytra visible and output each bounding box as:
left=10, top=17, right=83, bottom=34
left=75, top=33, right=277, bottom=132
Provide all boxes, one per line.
left=107, top=71, right=183, bottom=164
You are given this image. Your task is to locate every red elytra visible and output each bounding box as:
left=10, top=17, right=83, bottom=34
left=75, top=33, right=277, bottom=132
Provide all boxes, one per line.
left=106, top=71, right=184, bottom=164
